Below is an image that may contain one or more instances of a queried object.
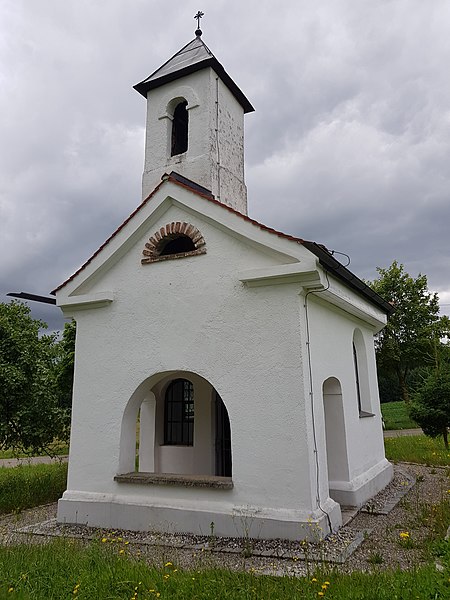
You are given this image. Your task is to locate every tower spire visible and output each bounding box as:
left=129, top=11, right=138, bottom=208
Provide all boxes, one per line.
left=135, top=27, right=254, bottom=213
left=194, top=10, right=204, bottom=37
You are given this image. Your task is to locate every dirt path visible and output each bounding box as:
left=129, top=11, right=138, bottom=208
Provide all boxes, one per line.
left=0, top=455, right=68, bottom=468
left=383, top=428, right=423, bottom=438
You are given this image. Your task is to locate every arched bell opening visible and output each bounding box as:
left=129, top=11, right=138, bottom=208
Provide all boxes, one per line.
left=171, top=99, right=188, bottom=156
left=119, top=371, right=232, bottom=480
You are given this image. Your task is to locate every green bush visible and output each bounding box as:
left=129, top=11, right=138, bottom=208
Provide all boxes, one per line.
left=0, top=462, right=67, bottom=514
left=410, top=369, right=450, bottom=449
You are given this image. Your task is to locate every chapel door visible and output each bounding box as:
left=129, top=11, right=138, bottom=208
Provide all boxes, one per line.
left=215, top=392, right=232, bottom=477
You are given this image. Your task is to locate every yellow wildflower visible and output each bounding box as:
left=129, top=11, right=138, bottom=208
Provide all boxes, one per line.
left=399, top=531, right=410, bottom=539
left=101, top=537, right=108, bottom=543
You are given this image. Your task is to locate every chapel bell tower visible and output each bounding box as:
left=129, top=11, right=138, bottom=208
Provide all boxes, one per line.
left=134, top=25, right=254, bottom=214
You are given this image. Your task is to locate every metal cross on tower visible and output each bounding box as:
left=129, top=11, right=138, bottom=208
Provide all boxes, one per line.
left=194, top=11, right=204, bottom=36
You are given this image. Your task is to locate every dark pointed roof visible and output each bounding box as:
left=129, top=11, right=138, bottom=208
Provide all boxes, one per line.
left=134, top=36, right=254, bottom=113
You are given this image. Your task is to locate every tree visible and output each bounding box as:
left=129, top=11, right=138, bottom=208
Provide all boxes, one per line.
left=0, top=301, right=70, bottom=455
left=54, top=319, right=76, bottom=413
left=409, top=369, right=450, bottom=449
left=369, top=261, right=446, bottom=403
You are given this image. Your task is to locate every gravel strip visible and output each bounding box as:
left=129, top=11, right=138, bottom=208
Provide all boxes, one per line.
left=2, top=463, right=449, bottom=576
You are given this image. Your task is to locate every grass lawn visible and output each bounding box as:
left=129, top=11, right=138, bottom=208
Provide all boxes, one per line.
left=0, top=462, right=67, bottom=514
left=0, top=437, right=449, bottom=598
left=0, top=538, right=449, bottom=599
left=380, top=401, right=418, bottom=430
left=0, top=441, right=69, bottom=460
left=384, top=434, right=450, bottom=466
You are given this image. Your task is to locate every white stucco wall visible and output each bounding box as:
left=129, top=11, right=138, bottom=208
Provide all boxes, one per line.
left=305, top=292, right=392, bottom=506
left=56, top=182, right=390, bottom=538
left=57, top=189, right=346, bottom=539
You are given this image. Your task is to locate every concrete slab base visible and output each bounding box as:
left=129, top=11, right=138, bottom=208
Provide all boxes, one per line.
left=57, top=493, right=342, bottom=542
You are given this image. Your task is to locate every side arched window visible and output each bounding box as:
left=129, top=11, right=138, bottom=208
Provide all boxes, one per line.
left=353, top=329, right=374, bottom=417
left=164, top=379, right=194, bottom=445
left=171, top=100, right=188, bottom=156
left=352, top=342, right=362, bottom=413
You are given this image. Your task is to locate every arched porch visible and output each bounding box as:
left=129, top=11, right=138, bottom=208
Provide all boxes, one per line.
left=118, top=371, right=232, bottom=482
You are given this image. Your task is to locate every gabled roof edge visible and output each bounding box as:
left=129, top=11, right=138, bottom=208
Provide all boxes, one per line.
left=302, top=241, right=394, bottom=315
left=51, top=172, right=393, bottom=316
left=133, top=42, right=254, bottom=113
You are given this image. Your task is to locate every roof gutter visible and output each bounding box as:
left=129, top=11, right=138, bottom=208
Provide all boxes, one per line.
left=301, top=241, right=394, bottom=315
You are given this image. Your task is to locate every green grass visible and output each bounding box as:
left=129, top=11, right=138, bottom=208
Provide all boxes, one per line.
left=0, top=442, right=69, bottom=460
left=0, top=462, right=67, bottom=514
left=384, top=434, right=450, bottom=466
left=0, top=538, right=448, bottom=599
left=381, top=401, right=418, bottom=430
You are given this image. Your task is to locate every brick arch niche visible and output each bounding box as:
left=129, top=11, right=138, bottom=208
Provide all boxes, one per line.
left=141, top=222, right=206, bottom=264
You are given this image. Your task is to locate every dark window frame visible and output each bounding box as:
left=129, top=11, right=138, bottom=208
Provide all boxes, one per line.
left=353, top=342, right=362, bottom=414
left=164, top=379, right=194, bottom=446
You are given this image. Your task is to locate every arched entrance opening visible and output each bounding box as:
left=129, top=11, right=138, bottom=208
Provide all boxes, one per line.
left=119, top=371, right=232, bottom=479
left=322, top=377, right=350, bottom=501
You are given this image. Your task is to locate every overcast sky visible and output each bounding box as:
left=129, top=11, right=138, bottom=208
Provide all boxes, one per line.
left=1, top=0, right=450, bottom=332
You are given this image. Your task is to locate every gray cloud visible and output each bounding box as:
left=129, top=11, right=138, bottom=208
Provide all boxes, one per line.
left=1, top=0, right=450, bottom=330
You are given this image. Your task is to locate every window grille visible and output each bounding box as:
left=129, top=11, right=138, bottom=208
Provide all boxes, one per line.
left=164, top=379, right=194, bottom=445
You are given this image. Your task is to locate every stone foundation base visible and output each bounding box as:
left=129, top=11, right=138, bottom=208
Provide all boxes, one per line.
left=57, top=493, right=342, bottom=541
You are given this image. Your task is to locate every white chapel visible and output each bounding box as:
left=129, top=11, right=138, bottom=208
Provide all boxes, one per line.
left=54, top=30, right=393, bottom=541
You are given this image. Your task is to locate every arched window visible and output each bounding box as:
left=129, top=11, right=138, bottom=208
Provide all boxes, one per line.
left=164, top=379, right=194, bottom=445
left=352, top=329, right=374, bottom=417
left=353, top=342, right=362, bottom=413
left=171, top=100, right=188, bottom=156
left=141, top=222, right=206, bottom=264
left=159, top=234, right=196, bottom=256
